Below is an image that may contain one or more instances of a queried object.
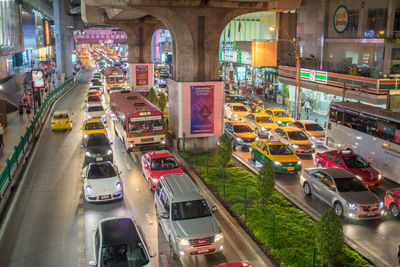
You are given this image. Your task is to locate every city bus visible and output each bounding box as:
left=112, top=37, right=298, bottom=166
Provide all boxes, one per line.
left=104, top=66, right=127, bottom=94
left=326, top=102, right=400, bottom=183
left=110, top=91, right=167, bottom=151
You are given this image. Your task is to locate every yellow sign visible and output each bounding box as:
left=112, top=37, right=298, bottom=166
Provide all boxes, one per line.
left=251, top=41, right=277, bottom=67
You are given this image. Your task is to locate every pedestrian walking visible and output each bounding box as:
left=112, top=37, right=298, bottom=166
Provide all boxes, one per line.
left=18, top=101, right=24, bottom=120
left=301, top=99, right=305, bottom=111
left=0, top=123, right=4, bottom=147
left=25, top=104, right=31, bottom=120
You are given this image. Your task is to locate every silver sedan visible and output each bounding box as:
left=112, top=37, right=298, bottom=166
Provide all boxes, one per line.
left=300, top=167, right=384, bottom=220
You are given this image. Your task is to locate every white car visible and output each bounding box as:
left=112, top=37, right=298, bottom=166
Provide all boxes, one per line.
left=82, top=162, right=123, bottom=202
left=89, top=216, right=156, bottom=266
left=86, top=102, right=106, bottom=123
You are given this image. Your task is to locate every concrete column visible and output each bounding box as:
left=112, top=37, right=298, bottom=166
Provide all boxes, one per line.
left=53, top=0, right=73, bottom=82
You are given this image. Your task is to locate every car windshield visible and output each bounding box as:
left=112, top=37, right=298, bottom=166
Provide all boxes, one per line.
left=273, top=111, right=289, bottom=117
left=233, top=125, right=252, bottom=133
left=343, top=156, right=369, bottom=168
left=88, top=106, right=104, bottom=112
left=256, top=116, right=274, bottom=123
left=88, top=95, right=101, bottom=102
left=128, top=117, right=164, bottom=134
left=85, top=122, right=104, bottom=130
left=87, top=135, right=109, bottom=147
left=305, top=123, right=324, bottom=131
left=287, top=131, right=309, bottom=140
left=53, top=113, right=68, bottom=119
left=269, top=145, right=293, bottom=155
left=233, top=105, right=247, bottom=112
left=100, top=242, right=149, bottom=267
left=151, top=157, right=178, bottom=170
left=88, top=164, right=116, bottom=179
left=172, top=199, right=212, bottom=220
left=334, top=177, right=368, bottom=192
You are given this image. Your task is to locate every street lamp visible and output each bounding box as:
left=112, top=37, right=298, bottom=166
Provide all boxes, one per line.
left=269, top=25, right=301, bottom=120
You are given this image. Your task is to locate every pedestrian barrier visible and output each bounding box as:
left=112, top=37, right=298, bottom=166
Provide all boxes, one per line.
left=0, top=77, right=75, bottom=197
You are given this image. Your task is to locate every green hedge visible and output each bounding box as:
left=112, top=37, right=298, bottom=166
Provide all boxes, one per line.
left=183, top=152, right=372, bottom=267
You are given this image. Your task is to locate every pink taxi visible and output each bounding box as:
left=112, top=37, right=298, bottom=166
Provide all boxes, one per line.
left=384, top=188, right=400, bottom=218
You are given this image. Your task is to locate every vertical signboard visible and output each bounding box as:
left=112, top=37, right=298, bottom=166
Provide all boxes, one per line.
left=32, top=70, right=45, bottom=88
left=136, top=65, right=148, bottom=88
left=190, top=85, right=214, bottom=134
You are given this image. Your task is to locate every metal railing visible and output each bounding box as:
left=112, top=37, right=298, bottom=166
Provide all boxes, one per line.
left=0, top=77, right=74, bottom=194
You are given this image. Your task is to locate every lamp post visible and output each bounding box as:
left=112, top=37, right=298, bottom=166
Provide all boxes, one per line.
left=269, top=25, right=301, bottom=120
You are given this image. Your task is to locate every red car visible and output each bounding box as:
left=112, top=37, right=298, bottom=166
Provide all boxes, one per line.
left=384, top=188, right=400, bottom=218
left=213, top=263, right=253, bottom=267
left=314, top=149, right=382, bottom=187
left=141, top=150, right=184, bottom=190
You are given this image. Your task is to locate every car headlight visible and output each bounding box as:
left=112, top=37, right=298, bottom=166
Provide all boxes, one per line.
left=87, top=114, right=92, bottom=119
left=311, top=136, right=316, bottom=140
left=151, top=178, right=158, bottom=184
left=311, top=144, right=315, bottom=148
left=277, top=120, right=282, bottom=125
left=355, top=175, right=362, bottom=180
left=101, top=114, right=106, bottom=119
left=274, top=161, right=281, bottom=166
left=107, top=149, right=112, bottom=155
left=84, top=134, right=88, bottom=139
left=215, top=232, right=224, bottom=242
left=292, top=144, right=299, bottom=149
left=115, top=182, right=122, bottom=191
left=297, top=160, right=302, bottom=165
left=378, top=174, right=382, bottom=180
left=85, top=151, right=91, bottom=157
left=86, top=185, right=92, bottom=193
left=234, top=114, right=238, bottom=118
left=379, top=201, right=384, bottom=209
left=347, top=202, right=361, bottom=211
left=255, top=137, right=259, bottom=141
left=236, top=137, right=243, bottom=143
left=261, top=127, right=266, bottom=131
left=177, top=238, right=189, bottom=246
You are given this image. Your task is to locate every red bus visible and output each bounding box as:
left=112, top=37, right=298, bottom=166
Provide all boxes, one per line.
left=110, top=91, right=167, bottom=151
left=104, top=66, right=127, bottom=94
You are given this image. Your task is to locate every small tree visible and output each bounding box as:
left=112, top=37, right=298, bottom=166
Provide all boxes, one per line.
left=257, top=161, right=275, bottom=205
left=147, top=87, right=158, bottom=104
left=216, top=133, right=232, bottom=173
left=315, top=208, right=344, bottom=265
left=157, top=92, right=167, bottom=113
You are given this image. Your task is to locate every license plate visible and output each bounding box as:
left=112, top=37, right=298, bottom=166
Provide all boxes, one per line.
left=198, top=248, right=209, bottom=254
left=100, top=195, right=110, bottom=200
left=369, top=183, right=375, bottom=187
left=96, top=157, right=103, bottom=161
left=141, top=138, right=154, bottom=142
left=367, top=212, right=376, bottom=216
left=288, top=167, right=294, bottom=171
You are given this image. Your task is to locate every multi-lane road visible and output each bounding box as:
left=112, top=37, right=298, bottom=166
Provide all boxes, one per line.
left=234, top=148, right=400, bottom=267
left=0, top=70, right=271, bottom=267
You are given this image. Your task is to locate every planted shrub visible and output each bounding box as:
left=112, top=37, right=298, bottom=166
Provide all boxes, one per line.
left=216, top=133, right=232, bottom=170
left=257, top=160, right=275, bottom=205
left=147, top=87, right=158, bottom=104
left=157, top=92, right=167, bottom=112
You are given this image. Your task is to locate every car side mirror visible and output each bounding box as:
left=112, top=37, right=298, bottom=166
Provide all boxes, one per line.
left=89, top=260, right=96, bottom=266
left=145, top=165, right=149, bottom=170
left=179, top=162, right=183, bottom=167
left=328, top=187, right=335, bottom=191
left=212, top=206, right=218, bottom=212
left=161, top=212, right=169, bottom=219
left=81, top=173, right=85, bottom=178
left=149, top=250, right=157, bottom=258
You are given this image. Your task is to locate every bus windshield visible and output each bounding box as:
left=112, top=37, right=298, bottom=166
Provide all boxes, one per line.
left=108, top=75, right=124, bottom=83
left=128, top=117, right=164, bottom=134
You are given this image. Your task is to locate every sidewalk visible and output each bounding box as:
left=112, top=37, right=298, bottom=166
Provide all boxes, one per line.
left=0, top=112, right=32, bottom=171
left=248, top=94, right=327, bottom=126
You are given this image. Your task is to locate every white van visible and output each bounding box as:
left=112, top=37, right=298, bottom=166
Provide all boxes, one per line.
left=155, top=173, right=224, bottom=257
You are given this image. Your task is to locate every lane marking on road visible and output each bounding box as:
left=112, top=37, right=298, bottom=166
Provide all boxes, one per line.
left=78, top=217, right=84, bottom=226
left=160, top=254, right=169, bottom=267
left=144, top=213, right=153, bottom=224
left=77, top=258, right=85, bottom=267
left=78, top=198, right=83, bottom=205
left=135, top=184, right=140, bottom=192
left=78, top=231, right=84, bottom=239
left=78, top=244, right=84, bottom=253
left=78, top=207, right=84, bottom=215
left=126, top=162, right=131, bottom=170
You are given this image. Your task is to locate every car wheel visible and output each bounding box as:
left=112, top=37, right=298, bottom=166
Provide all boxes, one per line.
left=303, top=182, right=312, bottom=196
left=169, top=237, right=179, bottom=260
left=251, top=151, right=256, bottom=163
left=390, top=203, right=400, bottom=218
left=334, top=202, right=344, bottom=217
left=317, top=162, right=323, bottom=167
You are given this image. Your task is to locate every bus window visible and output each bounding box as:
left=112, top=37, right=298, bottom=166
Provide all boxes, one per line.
left=377, top=120, right=397, bottom=143
left=329, top=109, right=337, bottom=122
left=344, top=111, right=359, bottom=129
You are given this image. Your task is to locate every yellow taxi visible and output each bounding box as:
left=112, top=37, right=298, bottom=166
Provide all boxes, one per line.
left=51, top=110, right=72, bottom=131
left=224, top=103, right=249, bottom=121
left=86, top=89, right=101, bottom=99
left=269, top=126, right=315, bottom=155
left=262, top=108, right=293, bottom=126
left=81, top=119, right=107, bottom=142
left=223, top=121, right=258, bottom=151
left=250, top=140, right=301, bottom=173
left=288, top=120, right=325, bottom=146
left=243, top=113, right=278, bottom=139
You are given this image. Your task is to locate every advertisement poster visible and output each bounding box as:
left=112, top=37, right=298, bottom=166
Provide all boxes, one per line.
left=136, top=65, right=148, bottom=88
left=32, top=70, right=45, bottom=88
left=191, top=85, right=214, bottom=134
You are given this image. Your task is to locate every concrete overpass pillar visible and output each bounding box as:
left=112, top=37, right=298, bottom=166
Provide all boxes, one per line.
left=53, top=0, right=73, bottom=83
